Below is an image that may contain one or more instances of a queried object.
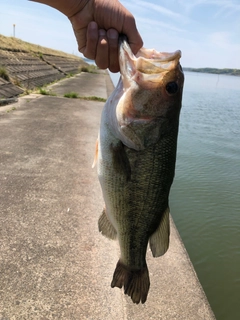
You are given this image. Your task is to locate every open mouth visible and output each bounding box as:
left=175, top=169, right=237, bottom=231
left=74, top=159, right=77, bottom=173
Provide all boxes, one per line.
left=119, top=36, right=182, bottom=77
left=118, top=35, right=183, bottom=90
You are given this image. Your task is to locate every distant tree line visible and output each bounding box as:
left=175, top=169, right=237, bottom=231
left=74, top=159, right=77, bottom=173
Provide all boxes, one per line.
left=183, top=67, right=240, bottom=76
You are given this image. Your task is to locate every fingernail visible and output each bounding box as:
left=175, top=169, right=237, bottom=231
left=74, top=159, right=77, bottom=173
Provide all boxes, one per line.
left=89, top=21, right=97, bottom=30
left=99, top=29, right=106, bottom=37
left=107, top=29, right=118, bottom=39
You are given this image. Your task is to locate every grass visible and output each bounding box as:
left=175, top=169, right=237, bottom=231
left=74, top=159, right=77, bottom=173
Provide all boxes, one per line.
left=12, top=77, right=22, bottom=87
left=63, top=92, right=106, bottom=102
left=0, top=66, right=10, bottom=81
left=6, top=106, right=17, bottom=113
left=66, top=73, right=74, bottom=78
left=38, top=87, right=56, bottom=96
left=64, top=92, right=79, bottom=98
left=80, top=65, right=98, bottom=73
left=79, top=96, right=106, bottom=102
left=0, top=34, right=81, bottom=60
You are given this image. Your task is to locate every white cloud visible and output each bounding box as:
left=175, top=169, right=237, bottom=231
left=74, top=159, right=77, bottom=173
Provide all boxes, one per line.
left=133, top=0, right=184, bottom=19
left=136, top=17, right=186, bottom=33
left=178, top=0, right=240, bottom=16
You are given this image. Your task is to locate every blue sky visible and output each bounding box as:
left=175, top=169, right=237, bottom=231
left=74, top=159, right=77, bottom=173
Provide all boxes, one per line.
left=0, top=0, right=240, bottom=68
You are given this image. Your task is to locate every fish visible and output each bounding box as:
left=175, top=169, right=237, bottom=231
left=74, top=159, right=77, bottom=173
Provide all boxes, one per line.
left=93, top=36, right=184, bottom=304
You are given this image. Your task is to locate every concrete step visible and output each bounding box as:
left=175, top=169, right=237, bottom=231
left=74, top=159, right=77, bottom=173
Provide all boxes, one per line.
left=0, top=77, right=23, bottom=100
left=0, top=49, right=86, bottom=93
left=42, top=54, right=82, bottom=74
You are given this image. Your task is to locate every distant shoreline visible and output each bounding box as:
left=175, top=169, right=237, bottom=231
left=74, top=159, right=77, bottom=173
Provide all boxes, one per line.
left=183, top=67, right=240, bottom=76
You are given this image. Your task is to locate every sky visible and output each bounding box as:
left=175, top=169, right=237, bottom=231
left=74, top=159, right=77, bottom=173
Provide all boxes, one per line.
left=0, top=0, right=240, bottom=69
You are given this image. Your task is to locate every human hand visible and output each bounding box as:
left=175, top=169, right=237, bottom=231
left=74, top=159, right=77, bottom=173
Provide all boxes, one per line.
left=69, top=0, right=143, bottom=72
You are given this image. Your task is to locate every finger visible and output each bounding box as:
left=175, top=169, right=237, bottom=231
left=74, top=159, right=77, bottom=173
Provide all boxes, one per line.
left=95, top=29, right=109, bottom=70
left=70, top=15, right=88, bottom=56
left=72, top=27, right=87, bottom=55
left=107, top=29, right=119, bottom=73
left=122, top=15, right=143, bottom=55
left=83, top=21, right=98, bottom=59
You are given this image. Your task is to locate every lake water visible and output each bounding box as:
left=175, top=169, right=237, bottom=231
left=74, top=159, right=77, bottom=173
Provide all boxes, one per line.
left=109, top=71, right=240, bottom=320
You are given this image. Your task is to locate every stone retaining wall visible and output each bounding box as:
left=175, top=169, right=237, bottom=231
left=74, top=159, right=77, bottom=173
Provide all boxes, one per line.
left=42, top=54, right=82, bottom=75
left=0, top=49, right=87, bottom=99
left=0, top=77, right=23, bottom=100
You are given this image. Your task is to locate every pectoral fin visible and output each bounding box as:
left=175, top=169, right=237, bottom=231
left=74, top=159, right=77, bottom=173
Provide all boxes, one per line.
left=149, top=207, right=170, bottom=257
left=110, top=141, right=131, bottom=181
left=98, top=208, right=117, bottom=240
left=92, top=137, right=99, bottom=168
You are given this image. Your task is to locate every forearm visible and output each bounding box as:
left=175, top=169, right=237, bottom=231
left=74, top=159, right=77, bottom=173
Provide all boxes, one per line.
left=30, top=0, right=90, bottom=17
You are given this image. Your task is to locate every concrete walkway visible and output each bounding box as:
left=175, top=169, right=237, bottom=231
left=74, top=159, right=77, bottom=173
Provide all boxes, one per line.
left=0, top=72, right=215, bottom=319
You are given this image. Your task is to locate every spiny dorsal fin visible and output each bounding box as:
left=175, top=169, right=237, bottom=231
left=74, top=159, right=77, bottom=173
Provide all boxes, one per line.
left=98, top=208, right=117, bottom=240
left=149, top=207, right=170, bottom=257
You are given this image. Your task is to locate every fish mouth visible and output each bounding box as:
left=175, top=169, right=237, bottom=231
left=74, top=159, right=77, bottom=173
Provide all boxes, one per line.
left=119, top=35, right=182, bottom=88
left=111, top=36, right=184, bottom=151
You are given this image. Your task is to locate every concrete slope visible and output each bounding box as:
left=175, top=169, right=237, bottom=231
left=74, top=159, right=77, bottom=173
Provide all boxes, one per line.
left=0, top=72, right=215, bottom=319
left=0, top=77, right=23, bottom=100
left=0, top=48, right=88, bottom=96
left=0, top=49, right=65, bottom=90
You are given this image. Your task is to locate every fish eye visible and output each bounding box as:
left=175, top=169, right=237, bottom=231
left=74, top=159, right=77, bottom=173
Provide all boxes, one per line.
left=166, top=81, right=178, bottom=95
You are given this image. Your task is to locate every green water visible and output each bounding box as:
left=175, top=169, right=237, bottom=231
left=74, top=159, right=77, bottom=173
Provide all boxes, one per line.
left=170, top=72, right=240, bottom=320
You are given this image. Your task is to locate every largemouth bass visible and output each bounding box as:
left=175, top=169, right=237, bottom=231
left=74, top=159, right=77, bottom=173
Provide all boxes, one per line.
left=94, top=36, right=184, bottom=304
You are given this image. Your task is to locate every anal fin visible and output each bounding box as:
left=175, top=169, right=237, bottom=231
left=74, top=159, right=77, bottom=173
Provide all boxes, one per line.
left=149, top=207, right=170, bottom=257
left=98, top=208, right=117, bottom=240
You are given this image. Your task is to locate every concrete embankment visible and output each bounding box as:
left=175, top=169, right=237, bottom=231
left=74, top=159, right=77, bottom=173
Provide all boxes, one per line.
left=0, top=35, right=88, bottom=100
left=0, top=71, right=216, bottom=319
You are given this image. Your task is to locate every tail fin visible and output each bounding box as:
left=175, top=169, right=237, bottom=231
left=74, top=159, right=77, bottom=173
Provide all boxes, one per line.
left=111, top=260, right=150, bottom=304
